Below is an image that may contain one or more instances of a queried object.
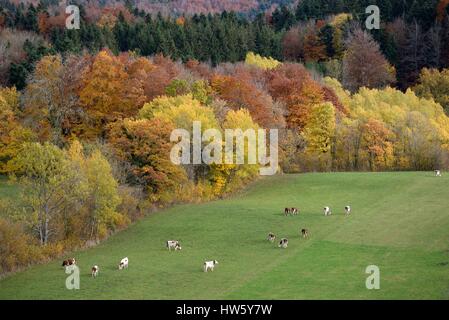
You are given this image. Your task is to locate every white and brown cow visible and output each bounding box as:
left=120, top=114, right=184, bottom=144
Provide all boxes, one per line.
left=204, top=260, right=219, bottom=272
left=118, top=257, right=128, bottom=270
left=267, top=232, right=276, bottom=242
left=324, top=206, right=331, bottom=216
left=62, top=258, right=76, bottom=268
left=166, top=240, right=182, bottom=251
left=284, top=207, right=299, bottom=216
left=278, top=238, right=288, bottom=248
left=91, top=265, right=99, bottom=278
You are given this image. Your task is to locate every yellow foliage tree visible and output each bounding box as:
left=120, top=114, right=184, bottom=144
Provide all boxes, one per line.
left=245, top=52, right=281, bottom=70
left=302, top=102, right=336, bottom=170
left=0, top=87, right=35, bottom=174
left=140, top=94, right=219, bottom=131
left=68, top=141, right=126, bottom=240
left=210, top=109, right=260, bottom=195
left=325, top=78, right=449, bottom=170
left=413, top=68, right=449, bottom=114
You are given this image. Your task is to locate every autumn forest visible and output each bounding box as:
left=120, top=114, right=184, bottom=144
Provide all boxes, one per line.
left=1, top=0, right=449, bottom=275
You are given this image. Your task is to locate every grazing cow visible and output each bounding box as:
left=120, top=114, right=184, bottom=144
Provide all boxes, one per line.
left=166, top=240, right=182, bottom=251
left=62, top=258, right=76, bottom=267
left=324, top=206, right=331, bottom=216
left=204, top=260, right=219, bottom=272
left=345, top=205, right=351, bottom=215
left=278, top=238, right=288, bottom=248
left=285, top=208, right=298, bottom=216
left=301, top=229, right=309, bottom=239
left=91, top=265, right=99, bottom=278
left=435, top=170, right=442, bottom=177
left=118, top=257, right=129, bottom=270
left=267, top=232, right=276, bottom=242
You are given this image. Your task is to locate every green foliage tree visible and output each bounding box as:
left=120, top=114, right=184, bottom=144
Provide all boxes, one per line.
left=12, top=142, right=84, bottom=245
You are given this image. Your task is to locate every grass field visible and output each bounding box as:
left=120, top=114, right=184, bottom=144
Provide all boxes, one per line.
left=0, top=176, right=18, bottom=199
left=0, top=172, right=449, bottom=300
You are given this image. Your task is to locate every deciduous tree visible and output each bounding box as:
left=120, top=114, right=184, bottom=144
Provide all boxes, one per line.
left=12, top=142, right=84, bottom=245
left=79, top=50, right=145, bottom=137
left=342, top=29, right=395, bottom=92
left=413, top=68, right=449, bottom=114
left=108, top=118, right=187, bottom=202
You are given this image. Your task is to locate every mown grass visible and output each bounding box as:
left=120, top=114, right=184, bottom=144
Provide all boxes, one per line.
left=0, top=175, right=18, bottom=199
left=0, top=172, right=448, bottom=299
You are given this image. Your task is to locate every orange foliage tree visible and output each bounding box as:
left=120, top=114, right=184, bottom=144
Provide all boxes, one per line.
left=266, top=63, right=325, bottom=129
left=79, top=50, right=146, bottom=138
left=361, top=119, right=395, bottom=171
left=437, top=0, right=449, bottom=21
left=211, top=74, right=277, bottom=128
left=141, top=54, right=181, bottom=101
left=303, top=28, right=327, bottom=62
left=107, top=118, right=187, bottom=202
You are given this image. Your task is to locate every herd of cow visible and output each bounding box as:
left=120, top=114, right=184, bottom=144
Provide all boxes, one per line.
left=271, top=170, right=443, bottom=249
left=61, top=241, right=216, bottom=277
left=60, top=205, right=352, bottom=277
left=268, top=205, right=351, bottom=249
left=60, top=170, right=444, bottom=279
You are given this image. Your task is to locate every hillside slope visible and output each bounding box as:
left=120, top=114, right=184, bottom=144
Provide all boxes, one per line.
left=0, top=172, right=448, bottom=299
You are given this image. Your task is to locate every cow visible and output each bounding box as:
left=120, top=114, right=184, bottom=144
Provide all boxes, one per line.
left=166, top=240, right=182, bottom=251
left=91, top=265, right=99, bottom=278
left=118, top=257, right=129, bottom=270
left=62, top=258, right=76, bottom=267
left=345, top=205, right=351, bottom=215
left=301, top=229, right=309, bottom=239
left=267, top=232, right=276, bottom=242
left=285, top=208, right=299, bottom=216
left=435, top=170, right=442, bottom=177
left=204, top=260, right=219, bottom=272
left=324, top=206, right=331, bottom=216
left=278, top=238, right=288, bottom=248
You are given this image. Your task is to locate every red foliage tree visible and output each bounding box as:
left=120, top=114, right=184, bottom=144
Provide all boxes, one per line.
left=211, top=74, right=276, bottom=128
